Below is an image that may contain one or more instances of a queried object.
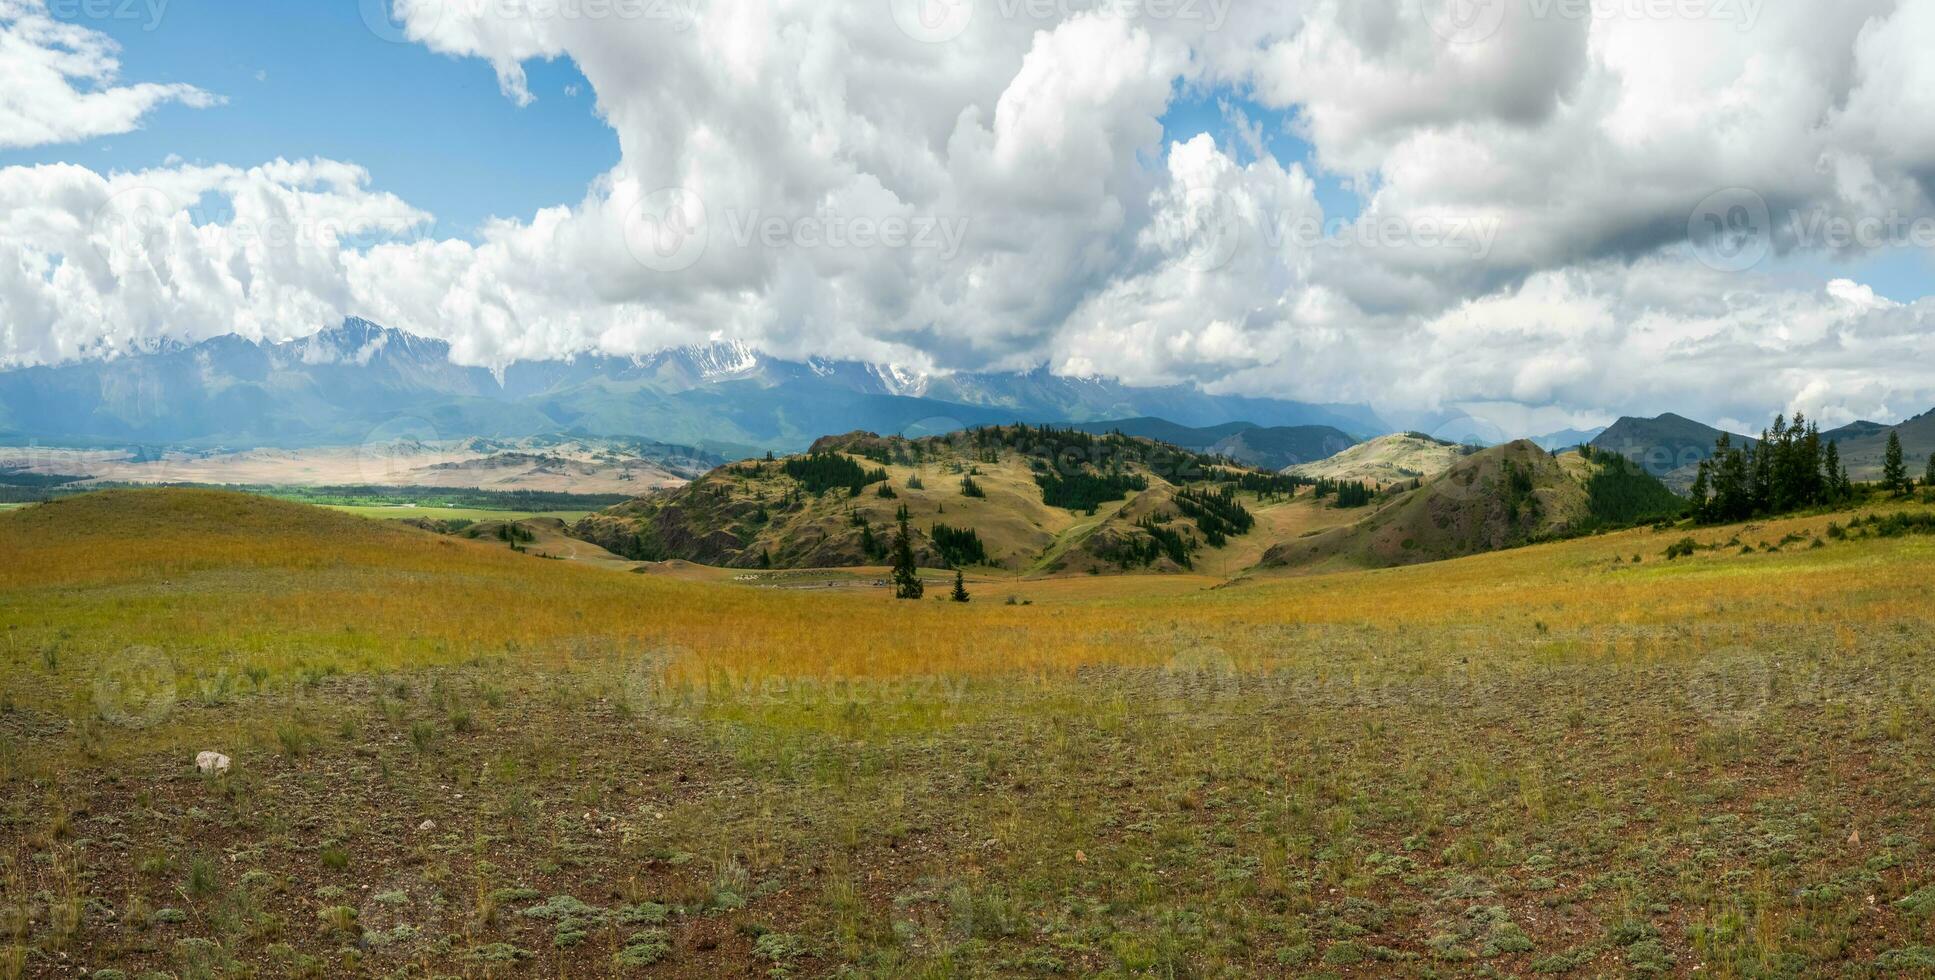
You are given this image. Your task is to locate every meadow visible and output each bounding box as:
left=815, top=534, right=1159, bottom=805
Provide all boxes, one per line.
left=3, top=489, right=1935, bottom=977
left=317, top=504, right=595, bottom=524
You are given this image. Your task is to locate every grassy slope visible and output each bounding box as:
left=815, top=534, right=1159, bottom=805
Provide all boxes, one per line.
left=578, top=438, right=1294, bottom=576
left=5, top=488, right=1935, bottom=976
left=1264, top=441, right=1587, bottom=572
left=1836, top=407, right=1935, bottom=479
left=1284, top=432, right=1477, bottom=484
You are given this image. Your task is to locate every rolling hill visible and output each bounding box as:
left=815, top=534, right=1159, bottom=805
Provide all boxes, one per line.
left=1261, top=441, right=1683, bottom=573
left=567, top=426, right=1312, bottom=575
left=1283, top=432, right=1481, bottom=485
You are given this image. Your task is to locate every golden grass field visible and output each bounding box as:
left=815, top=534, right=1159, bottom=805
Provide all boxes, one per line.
left=4, top=488, right=1935, bottom=977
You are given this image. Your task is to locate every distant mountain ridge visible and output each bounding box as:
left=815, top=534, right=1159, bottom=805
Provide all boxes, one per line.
left=0, top=319, right=1387, bottom=455
left=1066, top=417, right=1357, bottom=471
left=1591, top=410, right=1935, bottom=486
left=1589, top=413, right=1756, bottom=490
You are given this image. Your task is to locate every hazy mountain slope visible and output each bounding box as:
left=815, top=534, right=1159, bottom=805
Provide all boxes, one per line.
left=1284, top=433, right=1480, bottom=485
left=1530, top=427, right=1608, bottom=451
left=1067, top=417, right=1356, bottom=470
left=1589, top=413, right=1757, bottom=489
left=1831, top=409, right=1935, bottom=479
left=922, top=372, right=1385, bottom=436
left=1, top=320, right=1385, bottom=453
left=1208, top=426, right=1357, bottom=470
left=1066, top=417, right=1256, bottom=447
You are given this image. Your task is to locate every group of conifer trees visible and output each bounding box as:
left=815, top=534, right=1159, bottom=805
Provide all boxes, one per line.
left=1685, top=413, right=1920, bottom=524
left=1314, top=478, right=1375, bottom=508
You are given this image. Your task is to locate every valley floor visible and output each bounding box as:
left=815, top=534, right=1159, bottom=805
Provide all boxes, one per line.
left=3, top=490, right=1935, bottom=977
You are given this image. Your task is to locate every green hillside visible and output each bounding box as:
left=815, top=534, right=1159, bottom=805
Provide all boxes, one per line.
left=569, top=425, right=1301, bottom=574
left=1263, top=441, right=1682, bottom=572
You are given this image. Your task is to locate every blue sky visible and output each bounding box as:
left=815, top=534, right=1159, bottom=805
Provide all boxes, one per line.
left=1159, top=87, right=1364, bottom=223
left=0, top=1, right=617, bottom=237
left=1, top=2, right=1365, bottom=240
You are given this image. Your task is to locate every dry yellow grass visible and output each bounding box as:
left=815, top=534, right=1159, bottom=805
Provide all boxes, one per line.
left=5, top=489, right=1930, bottom=700
left=7, top=488, right=1935, bottom=977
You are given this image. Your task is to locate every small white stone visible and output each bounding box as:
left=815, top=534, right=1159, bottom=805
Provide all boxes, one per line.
left=418, top=819, right=436, bottom=832
left=195, top=751, right=231, bottom=774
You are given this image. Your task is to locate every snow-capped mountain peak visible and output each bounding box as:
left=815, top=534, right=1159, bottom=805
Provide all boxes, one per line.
left=662, top=339, right=763, bottom=380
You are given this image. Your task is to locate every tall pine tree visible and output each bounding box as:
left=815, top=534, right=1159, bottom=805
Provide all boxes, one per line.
left=1822, top=440, right=1845, bottom=501
left=890, top=512, right=924, bottom=599
left=1882, top=430, right=1908, bottom=496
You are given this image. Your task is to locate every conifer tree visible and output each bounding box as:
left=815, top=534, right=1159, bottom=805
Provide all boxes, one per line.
left=1925, top=452, right=1935, bottom=491
left=890, top=513, right=924, bottom=599
left=951, top=569, right=970, bottom=603
left=1882, top=430, right=1908, bottom=496
left=1822, top=440, right=1843, bottom=501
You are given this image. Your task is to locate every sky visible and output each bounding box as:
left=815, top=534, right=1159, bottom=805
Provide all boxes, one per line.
left=2, top=0, right=1934, bottom=438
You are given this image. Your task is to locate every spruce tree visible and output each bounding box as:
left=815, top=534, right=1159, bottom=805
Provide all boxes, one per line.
left=1925, top=452, right=1935, bottom=491
left=890, top=513, right=924, bottom=600
left=1882, top=430, right=1908, bottom=496
left=950, top=569, right=970, bottom=603
left=1822, top=441, right=1843, bottom=501
left=1688, top=462, right=1712, bottom=523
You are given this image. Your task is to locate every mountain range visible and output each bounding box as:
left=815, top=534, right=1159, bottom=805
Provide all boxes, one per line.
left=0, top=319, right=1385, bottom=456
left=1064, top=417, right=1358, bottom=472
left=1588, top=411, right=1932, bottom=488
